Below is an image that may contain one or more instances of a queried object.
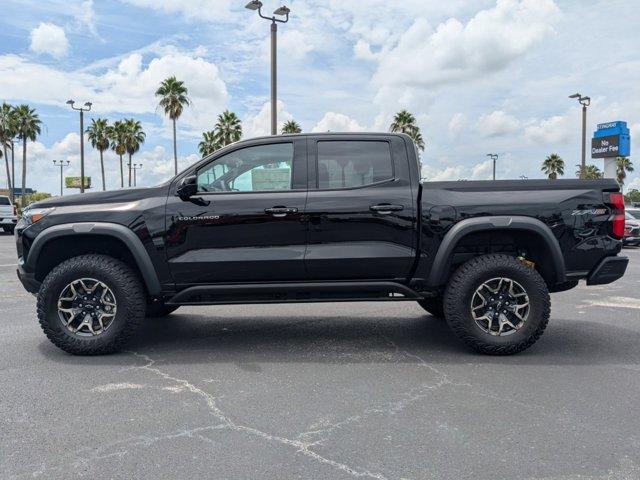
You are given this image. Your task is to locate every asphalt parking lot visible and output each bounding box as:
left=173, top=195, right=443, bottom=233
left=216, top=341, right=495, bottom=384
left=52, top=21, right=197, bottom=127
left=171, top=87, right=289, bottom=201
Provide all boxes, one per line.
left=1, top=233, right=640, bottom=480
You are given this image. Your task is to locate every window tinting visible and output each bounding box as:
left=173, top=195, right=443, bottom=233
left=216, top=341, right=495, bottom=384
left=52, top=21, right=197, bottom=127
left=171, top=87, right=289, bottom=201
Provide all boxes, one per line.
left=0, top=197, right=10, bottom=205
left=197, top=143, right=294, bottom=193
left=317, top=141, right=393, bottom=189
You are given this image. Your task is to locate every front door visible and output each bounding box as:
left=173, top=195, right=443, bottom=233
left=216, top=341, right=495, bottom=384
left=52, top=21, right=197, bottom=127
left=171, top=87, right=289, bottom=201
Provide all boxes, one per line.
left=304, top=136, right=417, bottom=281
left=165, top=139, right=307, bottom=287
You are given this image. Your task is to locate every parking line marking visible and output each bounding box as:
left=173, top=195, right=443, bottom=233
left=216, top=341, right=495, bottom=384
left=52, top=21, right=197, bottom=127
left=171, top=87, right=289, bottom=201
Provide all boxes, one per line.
left=0, top=263, right=17, bottom=267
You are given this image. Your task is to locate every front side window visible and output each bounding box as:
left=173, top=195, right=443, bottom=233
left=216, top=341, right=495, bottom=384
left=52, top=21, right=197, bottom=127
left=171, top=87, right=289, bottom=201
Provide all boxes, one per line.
left=317, top=141, right=393, bottom=189
left=197, top=143, right=294, bottom=193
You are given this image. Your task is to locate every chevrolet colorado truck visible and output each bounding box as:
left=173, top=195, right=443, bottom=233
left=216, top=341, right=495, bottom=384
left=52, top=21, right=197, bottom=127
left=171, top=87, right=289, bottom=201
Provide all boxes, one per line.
left=16, top=133, right=628, bottom=355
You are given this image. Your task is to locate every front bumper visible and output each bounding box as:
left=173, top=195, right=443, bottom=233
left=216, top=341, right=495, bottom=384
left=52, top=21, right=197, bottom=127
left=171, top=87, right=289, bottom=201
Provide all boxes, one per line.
left=586, top=256, right=629, bottom=286
left=17, top=262, right=40, bottom=294
left=623, top=236, right=640, bottom=245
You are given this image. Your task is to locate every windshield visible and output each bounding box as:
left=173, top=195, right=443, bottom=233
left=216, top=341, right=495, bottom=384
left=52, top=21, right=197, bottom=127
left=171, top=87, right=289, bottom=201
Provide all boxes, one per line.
left=628, top=210, right=640, bottom=220
left=0, top=196, right=10, bottom=206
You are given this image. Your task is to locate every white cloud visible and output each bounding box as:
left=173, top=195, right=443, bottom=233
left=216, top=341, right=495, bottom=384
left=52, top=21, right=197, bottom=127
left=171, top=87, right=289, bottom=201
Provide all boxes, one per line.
left=476, top=110, right=520, bottom=137
left=448, top=113, right=467, bottom=138
left=121, top=0, right=234, bottom=22
left=470, top=159, right=494, bottom=180
left=0, top=49, right=228, bottom=133
left=524, top=114, right=572, bottom=144
left=243, top=101, right=294, bottom=139
left=422, top=159, right=496, bottom=181
left=312, top=112, right=366, bottom=133
left=372, top=0, right=560, bottom=94
left=353, top=40, right=376, bottom=61
left=74, top=0, right=101, bottom=39
left=29, top=23, right=69, bottom=58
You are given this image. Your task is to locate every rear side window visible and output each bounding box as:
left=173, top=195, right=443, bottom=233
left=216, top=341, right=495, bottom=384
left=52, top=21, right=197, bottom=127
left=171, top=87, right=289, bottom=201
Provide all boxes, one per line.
left=317, top=141, right=393, bottom=189
left=0, top=197, right=10, bottom=205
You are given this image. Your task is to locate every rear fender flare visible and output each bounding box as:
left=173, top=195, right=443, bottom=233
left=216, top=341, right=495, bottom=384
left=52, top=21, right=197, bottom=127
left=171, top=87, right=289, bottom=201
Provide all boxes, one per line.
left=26, top=222, right=162, bottom=295
left=426, top=216, right=566, bottom=286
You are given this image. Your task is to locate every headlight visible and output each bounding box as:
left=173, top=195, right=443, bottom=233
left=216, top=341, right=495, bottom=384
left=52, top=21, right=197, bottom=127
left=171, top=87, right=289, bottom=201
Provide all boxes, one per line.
left=22, top=207, right=55, bottom=226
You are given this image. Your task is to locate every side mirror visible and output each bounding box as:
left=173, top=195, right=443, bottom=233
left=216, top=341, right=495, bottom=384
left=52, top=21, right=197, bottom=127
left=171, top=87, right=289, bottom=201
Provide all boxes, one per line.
left=177, top=175, right=198, bottom=200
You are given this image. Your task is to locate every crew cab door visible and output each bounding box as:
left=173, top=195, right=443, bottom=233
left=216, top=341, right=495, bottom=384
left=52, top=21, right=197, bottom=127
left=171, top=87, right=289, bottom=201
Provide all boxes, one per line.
left=304, top=135, right=417, bottom=280
left=164, top=138, right=307, bottom=286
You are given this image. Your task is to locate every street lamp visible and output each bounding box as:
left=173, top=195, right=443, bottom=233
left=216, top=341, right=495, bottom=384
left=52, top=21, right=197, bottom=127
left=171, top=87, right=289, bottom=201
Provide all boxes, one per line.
left=486, top=153, right=498, bottom=180
left=569, top=93, right=590, bottom=179
left=245, top=1, right=291, bottom=136
left=53, top=160, right=70, bottom=197
left=127, top=163, right=142, bottom=187
left=66, top=100, right=92, bottom=193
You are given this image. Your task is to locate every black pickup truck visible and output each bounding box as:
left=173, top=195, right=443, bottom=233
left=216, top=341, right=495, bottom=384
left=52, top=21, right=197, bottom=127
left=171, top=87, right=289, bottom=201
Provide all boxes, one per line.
left=16, top=133, right=628, bottom=355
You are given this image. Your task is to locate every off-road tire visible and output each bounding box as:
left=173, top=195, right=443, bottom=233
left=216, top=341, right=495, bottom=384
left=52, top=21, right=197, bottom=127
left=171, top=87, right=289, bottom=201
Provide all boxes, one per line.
left=443, top=254, right=550, bottom=355
left=146, top=302, right=179, bottom=318
left=37, top=254, right=145, bottom=355
left=417, top=296, right=444, bottom=319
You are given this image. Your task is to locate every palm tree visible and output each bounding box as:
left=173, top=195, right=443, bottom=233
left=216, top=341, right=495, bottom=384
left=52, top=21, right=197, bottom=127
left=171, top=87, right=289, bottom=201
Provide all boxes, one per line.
left=541, top=153, right=565, bottom=180
left=199, top=130, right=220, bottom=157
left=0, top=103, right=16, bottom=196
left=282, top=120, right=302, bottom=134
left=86, top=118, right=110, bottom=191
left=577, top=164, right=603, bottom=180
left=616, top=156, right=634, bottom=190
left=13, top=105, right=41, bottom=207
left=155, top=76, right=190, bottom=176
left=123, top=119, right=145, bottom=187
left=214, top=110, right=242, bottom=147
left=389, top=109, right=425, bottom=152
left=107, top=120, right=127, bottom=188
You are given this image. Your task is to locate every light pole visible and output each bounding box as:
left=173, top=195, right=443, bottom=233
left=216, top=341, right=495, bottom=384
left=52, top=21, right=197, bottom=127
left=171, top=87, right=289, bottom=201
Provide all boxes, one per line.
left=66, top=100, right=92, bottom=193
left=53, top=160, right=70, bottom=196
left=487, top=153, right=498, bottom=180
left=128, top=163, right=142, bottom=187
left=245, top=1, right=291, bottom=135
left=569, top=93, right=590, bottom=179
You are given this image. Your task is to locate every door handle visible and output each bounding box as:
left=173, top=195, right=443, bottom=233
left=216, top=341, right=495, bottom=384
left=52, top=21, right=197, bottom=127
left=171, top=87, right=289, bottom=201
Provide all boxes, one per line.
left=265, top=206, right=298, bottom=217
left=370, top=204, right=404, bottom=214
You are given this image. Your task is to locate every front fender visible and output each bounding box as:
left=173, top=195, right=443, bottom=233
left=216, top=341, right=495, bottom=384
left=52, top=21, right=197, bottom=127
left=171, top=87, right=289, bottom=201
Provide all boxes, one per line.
left=25, top=222, right=162, bottom=295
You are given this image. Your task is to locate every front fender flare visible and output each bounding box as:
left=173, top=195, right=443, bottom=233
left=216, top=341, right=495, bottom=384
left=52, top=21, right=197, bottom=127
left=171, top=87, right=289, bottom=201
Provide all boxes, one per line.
left=26, top=222, right=162, bottom=295
left=426, top=216, right=566, bottom=287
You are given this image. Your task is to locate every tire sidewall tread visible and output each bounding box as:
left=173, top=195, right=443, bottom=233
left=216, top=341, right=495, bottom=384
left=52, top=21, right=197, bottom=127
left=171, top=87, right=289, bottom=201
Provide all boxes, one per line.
left=443, top=254, right=551, bottom=355
left=37, top=254, right=146, bottom=355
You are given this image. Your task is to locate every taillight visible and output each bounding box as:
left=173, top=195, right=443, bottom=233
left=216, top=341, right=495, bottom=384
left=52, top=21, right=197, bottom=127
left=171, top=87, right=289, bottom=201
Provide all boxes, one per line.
left=606, top=192, right=625, bottom=239
left=13, top=206, right=17, bottom=216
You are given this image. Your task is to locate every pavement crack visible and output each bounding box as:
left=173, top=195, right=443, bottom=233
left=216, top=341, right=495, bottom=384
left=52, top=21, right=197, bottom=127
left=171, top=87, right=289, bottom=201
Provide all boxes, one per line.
left=129, top=351, right=389, bottom=480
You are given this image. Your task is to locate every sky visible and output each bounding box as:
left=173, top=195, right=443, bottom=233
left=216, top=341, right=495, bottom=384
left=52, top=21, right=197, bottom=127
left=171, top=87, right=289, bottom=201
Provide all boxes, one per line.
left=0, top=0, right=638, bottom=195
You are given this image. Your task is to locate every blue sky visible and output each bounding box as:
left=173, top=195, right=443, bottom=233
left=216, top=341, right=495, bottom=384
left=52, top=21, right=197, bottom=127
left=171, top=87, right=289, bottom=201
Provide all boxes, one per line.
left=0, top=0, right=638, bottom=194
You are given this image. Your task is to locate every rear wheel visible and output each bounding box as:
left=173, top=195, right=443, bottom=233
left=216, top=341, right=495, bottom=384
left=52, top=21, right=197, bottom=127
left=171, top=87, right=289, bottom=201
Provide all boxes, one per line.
left=417, top=296, right=444, bottom=319
left=37, top=254, right=145, bottom=355
left=443, top=254, right=550, bottom=355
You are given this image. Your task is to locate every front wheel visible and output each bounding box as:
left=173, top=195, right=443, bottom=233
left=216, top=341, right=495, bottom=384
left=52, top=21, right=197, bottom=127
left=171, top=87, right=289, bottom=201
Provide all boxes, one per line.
left=37, top=254, right=146, bottom=355
left=443, top=254, right=550, bottom=355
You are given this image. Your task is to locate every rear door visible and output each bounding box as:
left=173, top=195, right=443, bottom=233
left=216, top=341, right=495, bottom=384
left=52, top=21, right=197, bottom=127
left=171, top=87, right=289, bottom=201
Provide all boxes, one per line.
left=304, top=135, right=417, bottom=280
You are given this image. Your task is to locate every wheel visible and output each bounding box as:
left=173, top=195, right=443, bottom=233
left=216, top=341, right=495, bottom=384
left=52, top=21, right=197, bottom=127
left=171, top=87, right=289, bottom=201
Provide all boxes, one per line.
left=443, top=254, right=550, bottom=355
left=417, top=296, right=444, bottom=318
left=146, top=302, right=179, bottom=318
left=3, top=226, right=14, bottom=234
left=37, top=254, right=146, bottom=355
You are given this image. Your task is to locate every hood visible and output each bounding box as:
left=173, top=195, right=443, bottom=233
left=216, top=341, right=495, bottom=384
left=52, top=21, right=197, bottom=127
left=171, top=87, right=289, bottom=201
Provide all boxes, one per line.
left=30, top=185, right=170, bottom=209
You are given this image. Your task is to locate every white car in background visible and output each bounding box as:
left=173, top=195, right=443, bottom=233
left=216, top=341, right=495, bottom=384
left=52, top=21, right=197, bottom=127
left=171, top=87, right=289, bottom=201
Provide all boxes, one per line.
left=0, top=196, right=17, bottom=234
